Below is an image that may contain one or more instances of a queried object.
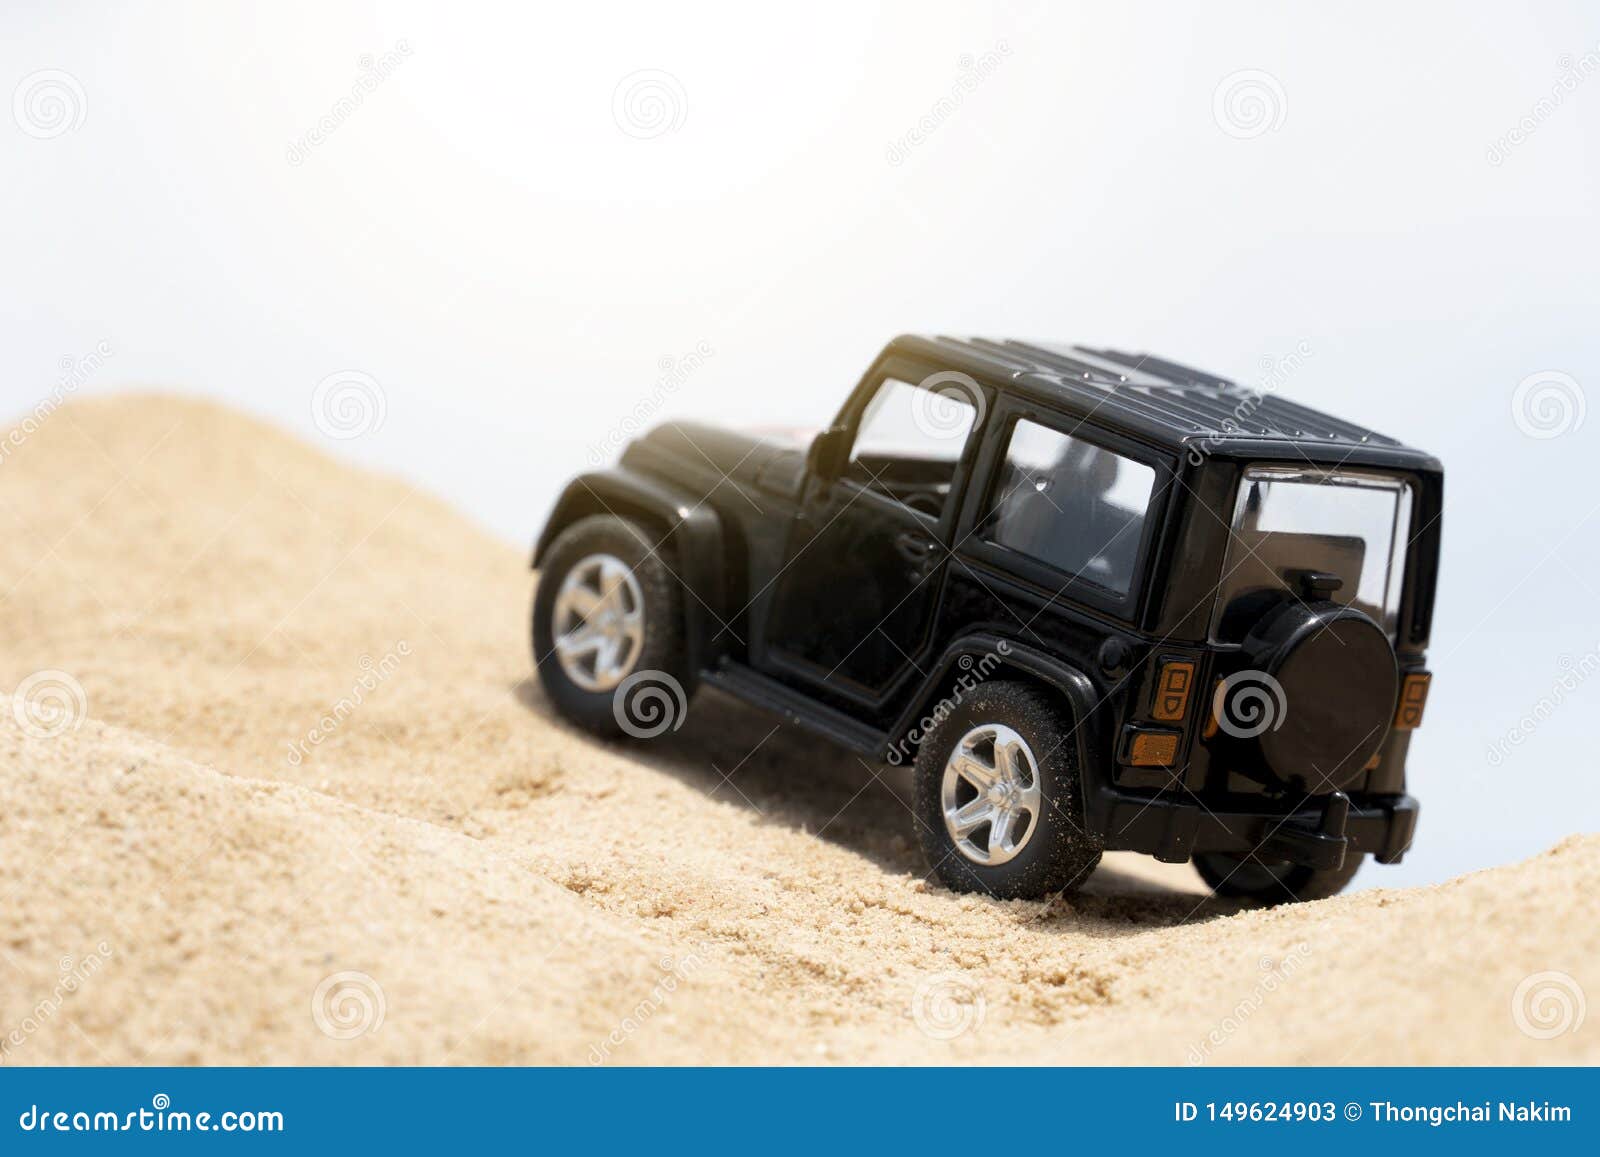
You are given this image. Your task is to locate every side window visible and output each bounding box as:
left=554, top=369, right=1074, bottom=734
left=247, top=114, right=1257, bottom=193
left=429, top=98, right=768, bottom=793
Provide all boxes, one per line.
left=987, top=419, right=1155, bottom=596
left=844, top=377, right=978, bottom=518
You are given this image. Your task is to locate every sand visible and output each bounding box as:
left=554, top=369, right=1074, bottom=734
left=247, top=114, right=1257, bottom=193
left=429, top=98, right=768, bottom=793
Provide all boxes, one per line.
left=0, top=394, right=1594, bottom=1065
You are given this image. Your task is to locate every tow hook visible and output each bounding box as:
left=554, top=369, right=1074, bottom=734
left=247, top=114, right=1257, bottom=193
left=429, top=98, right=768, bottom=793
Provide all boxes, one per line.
left=1257, top=790, right=1352, bottom=870
left=1321, top=791, right=1350, bottom=839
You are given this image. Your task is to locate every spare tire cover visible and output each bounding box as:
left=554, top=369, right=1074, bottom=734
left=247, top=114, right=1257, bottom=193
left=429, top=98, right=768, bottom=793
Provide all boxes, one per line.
left=1236, top=601, right=1398, bottom=790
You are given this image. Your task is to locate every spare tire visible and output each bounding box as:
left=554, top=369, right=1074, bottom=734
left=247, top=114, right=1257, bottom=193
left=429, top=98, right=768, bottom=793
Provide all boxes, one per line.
left=1225, top=600, right=1398, bottom=791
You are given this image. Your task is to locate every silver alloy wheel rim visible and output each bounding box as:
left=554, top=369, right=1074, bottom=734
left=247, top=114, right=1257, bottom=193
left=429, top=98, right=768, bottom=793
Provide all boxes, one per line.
left=940, top=723, right=1043, bottom=867
left=551, top=552, right=645, bottom=692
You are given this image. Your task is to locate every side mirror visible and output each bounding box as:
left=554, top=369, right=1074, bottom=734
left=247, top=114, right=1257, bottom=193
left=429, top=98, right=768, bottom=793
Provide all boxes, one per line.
left=806, top=427, right=849, bottom=481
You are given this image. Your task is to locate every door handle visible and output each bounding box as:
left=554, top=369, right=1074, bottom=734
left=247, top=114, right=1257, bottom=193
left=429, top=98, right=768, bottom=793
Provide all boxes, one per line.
left=893, top=529, right=937, bottom=563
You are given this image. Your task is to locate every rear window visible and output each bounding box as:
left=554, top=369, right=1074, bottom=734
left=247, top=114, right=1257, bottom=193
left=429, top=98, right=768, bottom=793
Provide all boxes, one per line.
left=1211, top=466, right=1413, bottom=642
left=986, top=419, right=1155, bottom=597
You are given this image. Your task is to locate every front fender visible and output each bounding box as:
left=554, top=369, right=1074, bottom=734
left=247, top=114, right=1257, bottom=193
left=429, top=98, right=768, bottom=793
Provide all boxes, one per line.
left=533, top=468, right=729, bottom=670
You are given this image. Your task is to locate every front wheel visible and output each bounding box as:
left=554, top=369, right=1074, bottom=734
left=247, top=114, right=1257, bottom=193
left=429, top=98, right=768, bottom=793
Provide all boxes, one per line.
left=912, top=681, right=1102, bottom=900
left=532, top=514, right=691, bottom=738
left=1192, top=851, right=1363, bottom=904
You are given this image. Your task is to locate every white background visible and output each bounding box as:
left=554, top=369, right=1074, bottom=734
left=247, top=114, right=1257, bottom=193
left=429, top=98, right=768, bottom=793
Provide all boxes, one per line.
left=4, top=0, right=1598, bottom=888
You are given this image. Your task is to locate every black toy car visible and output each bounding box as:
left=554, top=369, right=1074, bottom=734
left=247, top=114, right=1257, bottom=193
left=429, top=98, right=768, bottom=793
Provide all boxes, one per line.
left=531, top=336, right=1440, bottom=903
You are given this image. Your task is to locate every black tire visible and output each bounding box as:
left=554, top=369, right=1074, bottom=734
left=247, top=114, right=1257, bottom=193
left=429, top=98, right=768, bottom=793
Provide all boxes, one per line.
left=912, top=681, right=1102, bottom=900
left=1192, top=850, right=1363, bottom=904
left=532, top=514, right=692, bottom=738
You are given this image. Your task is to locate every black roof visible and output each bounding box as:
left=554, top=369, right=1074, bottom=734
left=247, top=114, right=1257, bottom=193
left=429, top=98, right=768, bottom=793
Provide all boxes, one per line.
left=890, top=335, right=1437, bottom=471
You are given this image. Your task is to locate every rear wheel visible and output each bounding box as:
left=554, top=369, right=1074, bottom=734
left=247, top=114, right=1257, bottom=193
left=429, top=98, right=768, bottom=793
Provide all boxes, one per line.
left=1192, top=851, right=1363, bottom=904
left=912, top=681, right=1102, bottom=899
left=532, top=514, right=691, bottom=738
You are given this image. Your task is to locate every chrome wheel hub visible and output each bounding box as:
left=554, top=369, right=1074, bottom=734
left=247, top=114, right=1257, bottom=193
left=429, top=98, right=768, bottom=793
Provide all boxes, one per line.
left=551, top=553, right=645, bottom=692
left=940, top=723, right=1042, bottom=867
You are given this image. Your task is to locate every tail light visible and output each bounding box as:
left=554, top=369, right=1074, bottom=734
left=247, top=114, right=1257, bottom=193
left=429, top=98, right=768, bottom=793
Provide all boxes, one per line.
left=1393, top=671, right=1431, bottom=730
left=1201, top=678, right=1223, bottom=739
left=1126, top=729, right=1180, bottom=767
left=1150, top=659, right=1196, bottom=723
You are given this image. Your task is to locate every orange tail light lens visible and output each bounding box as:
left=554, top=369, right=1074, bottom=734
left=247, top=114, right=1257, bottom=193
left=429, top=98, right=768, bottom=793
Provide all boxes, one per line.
left=1128, top=730, right=1180, bottom=767
left=1202, top=678, right=1223, bottom=739
left=1394, top=671, right=1431, bottom=730
left=1150, top=659, right=1196, bottom=723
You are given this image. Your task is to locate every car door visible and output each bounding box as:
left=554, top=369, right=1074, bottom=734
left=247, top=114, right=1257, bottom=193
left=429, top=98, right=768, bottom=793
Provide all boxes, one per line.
left=763, top=365, right=987, bottom=705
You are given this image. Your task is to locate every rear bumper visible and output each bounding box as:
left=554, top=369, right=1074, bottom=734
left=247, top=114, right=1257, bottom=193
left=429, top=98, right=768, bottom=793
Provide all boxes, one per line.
left=1094, top=789, right=1419, bottom=871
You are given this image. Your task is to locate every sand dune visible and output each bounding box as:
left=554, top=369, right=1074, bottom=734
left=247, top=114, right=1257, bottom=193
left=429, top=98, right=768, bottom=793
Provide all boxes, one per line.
left=1, top=395, right=1594, bottom=1064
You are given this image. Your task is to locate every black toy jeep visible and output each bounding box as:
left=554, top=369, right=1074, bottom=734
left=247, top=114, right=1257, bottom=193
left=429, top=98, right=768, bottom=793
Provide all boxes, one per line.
left=531, top=336, right=1440, bottom=903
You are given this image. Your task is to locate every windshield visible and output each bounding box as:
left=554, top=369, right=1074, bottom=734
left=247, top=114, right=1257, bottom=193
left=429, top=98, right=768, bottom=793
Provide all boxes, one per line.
left=1210, top=467, right=1413, bottom=643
